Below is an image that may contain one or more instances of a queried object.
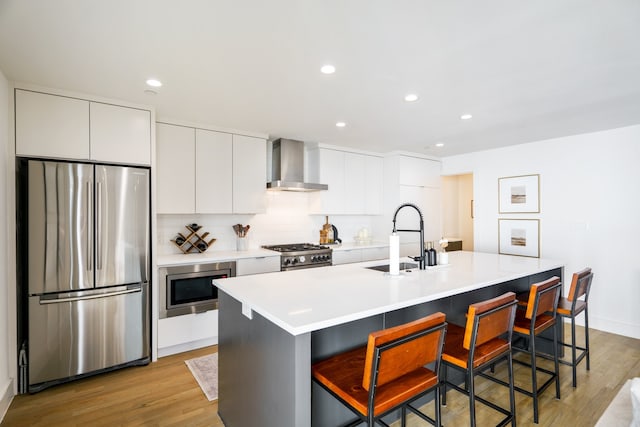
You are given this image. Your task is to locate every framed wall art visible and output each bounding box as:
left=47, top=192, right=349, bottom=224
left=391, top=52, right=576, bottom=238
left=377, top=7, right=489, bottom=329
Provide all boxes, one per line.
left=498, top=219, right=540, bottom=258
left=498, top=174, right=540, bottom=213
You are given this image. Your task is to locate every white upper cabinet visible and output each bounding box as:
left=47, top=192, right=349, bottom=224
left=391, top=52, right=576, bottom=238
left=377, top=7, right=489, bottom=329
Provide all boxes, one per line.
left=15, top=89, right=90, bottom=159
left=398, top=155, right=441, bottom=187
left=15, top=89, right=151, bottom=165
left=309, top=147, right=383, bottom=215
left=344, top=153, right=366, bottom=214
left=90, top=103, right=151, bottom=165
left=364, top=155, right=383, bottom=215
left=156, top=123, right=196, bottom=214
left=232, top=135, right=266, bottom=214
left=196, top=129, right=233, bottom=214
left=156, top=123, right=266, bottom=214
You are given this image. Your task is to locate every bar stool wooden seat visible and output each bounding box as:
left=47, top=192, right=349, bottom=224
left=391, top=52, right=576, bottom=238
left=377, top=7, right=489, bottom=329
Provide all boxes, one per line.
left=441, top=292, right=518, bottom=427
left=312, top=312, right=447, bottom=426
left=512, top=276, right=562, bottom=424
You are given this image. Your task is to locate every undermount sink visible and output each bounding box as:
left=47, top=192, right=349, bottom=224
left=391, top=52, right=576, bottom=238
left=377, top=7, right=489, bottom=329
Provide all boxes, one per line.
left=366, top=262, right=418, bottom=272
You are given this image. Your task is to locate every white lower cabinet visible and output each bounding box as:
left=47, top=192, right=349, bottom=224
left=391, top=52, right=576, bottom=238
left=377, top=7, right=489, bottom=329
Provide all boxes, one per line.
left=332, top=249, right=363, bottom=265
left=361, top=247, right=387, bottom=262
left=236, top=256, right=280, bottom=276
left=333, top=246, right=388, bottom=265
left=157, top=310, right=219, bottom=357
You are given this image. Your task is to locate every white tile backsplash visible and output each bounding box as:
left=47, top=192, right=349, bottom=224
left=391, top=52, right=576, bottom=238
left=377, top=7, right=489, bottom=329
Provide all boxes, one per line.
left=157, top=191, right=379, bottom=255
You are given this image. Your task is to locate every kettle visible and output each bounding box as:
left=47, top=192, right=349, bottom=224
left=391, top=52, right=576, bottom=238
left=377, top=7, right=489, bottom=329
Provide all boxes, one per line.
left=331, top=224, right=342, bottom=244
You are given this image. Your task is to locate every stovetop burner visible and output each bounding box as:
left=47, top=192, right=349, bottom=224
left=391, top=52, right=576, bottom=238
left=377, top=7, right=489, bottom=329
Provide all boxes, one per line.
left=262, top=243, right=332, bottom=271
left=262, top=243, right=329, bottom=252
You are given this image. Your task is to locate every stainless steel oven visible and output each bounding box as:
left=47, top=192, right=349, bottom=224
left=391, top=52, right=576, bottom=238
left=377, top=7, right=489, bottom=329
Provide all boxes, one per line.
left=159, top=262, right=236, bottom=318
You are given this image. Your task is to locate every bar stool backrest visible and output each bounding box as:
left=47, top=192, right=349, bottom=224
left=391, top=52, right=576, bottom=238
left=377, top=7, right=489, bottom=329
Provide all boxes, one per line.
left=463, top=292, right=517, bottom=350
left=525, top=276, right=562, bottom=320
left=362, top=312, right=446, bottom=391
left=568, top=268, right=593, bottom=302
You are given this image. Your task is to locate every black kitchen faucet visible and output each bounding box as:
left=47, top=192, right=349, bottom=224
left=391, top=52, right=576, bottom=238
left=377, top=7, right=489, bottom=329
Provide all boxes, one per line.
left=392, top=203, right=426, bottom=270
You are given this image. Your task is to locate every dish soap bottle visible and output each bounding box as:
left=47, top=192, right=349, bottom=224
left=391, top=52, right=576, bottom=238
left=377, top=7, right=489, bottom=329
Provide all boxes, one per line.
left=426, top=241, right=437, bottom=266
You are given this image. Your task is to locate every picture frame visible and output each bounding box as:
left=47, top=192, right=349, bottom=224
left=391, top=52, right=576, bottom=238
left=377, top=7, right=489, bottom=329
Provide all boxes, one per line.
left=498, top=219, right=540, bottom=258
left=498, top=174, right=540, bottom=213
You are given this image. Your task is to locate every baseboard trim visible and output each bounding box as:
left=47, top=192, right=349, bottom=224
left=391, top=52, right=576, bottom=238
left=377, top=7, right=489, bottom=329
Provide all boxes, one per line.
left=0, top=378, right=15, bottom=424
left=157, top=337, right=218, bottom=358
left=590, top=316, right=640, bottom=340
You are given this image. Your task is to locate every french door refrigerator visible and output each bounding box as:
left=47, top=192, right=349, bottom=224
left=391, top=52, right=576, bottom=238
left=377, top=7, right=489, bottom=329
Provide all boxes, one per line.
left=16, top=159, right=151, bottom=393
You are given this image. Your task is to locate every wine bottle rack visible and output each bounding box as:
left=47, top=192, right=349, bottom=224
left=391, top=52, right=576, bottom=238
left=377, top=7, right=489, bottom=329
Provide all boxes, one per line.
left=171, top=224, right=216, bottom=254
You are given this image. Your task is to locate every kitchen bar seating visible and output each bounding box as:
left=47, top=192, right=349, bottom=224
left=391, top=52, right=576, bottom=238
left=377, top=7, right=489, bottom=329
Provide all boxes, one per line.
left=441, top=292, right=518, bottom=427
left=511, top=276, right=562, bottom=424
left=557, top=268, right=593, bottom=387
left=518, top=268, right=594, bottom=387
left=312, top=312, right=447, bottom=426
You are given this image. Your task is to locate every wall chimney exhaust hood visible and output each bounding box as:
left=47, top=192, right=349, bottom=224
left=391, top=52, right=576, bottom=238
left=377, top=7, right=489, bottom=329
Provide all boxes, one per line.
left=266, top=138, right=328, bottom=191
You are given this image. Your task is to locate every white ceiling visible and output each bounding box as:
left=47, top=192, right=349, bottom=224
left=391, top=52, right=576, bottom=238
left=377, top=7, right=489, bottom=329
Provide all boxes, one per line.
left=1, top=0, right=639, bottom=157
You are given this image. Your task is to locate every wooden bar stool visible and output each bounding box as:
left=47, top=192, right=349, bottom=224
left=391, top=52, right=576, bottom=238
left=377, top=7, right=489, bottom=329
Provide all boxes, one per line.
left=557, top=268, right=593, bottom=387
left=441, top=292, right=518, bottom=427
left=312, top=312, right=447, bottom=426
left=512, top=276, right=562, bottom=424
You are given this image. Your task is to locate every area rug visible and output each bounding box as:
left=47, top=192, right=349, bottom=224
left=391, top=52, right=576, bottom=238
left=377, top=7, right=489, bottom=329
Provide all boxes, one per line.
left=595, top=378, right=634, bottom=426
left=185, top=353, right=218, bottom=401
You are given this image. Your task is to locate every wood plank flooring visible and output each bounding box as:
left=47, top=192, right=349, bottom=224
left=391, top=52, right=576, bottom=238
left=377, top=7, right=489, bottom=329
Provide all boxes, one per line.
left=2, top=327, right=639, bottom=426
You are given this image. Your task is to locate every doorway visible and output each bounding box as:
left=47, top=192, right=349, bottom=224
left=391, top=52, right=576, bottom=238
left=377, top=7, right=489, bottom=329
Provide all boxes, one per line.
left=441, top=174, right=474, bottom=251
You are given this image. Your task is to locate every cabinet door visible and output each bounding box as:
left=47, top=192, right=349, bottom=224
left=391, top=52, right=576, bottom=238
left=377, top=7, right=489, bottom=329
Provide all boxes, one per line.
left=344, top=153, right=366, bottom=214
left=236, top=256, right=280, bottom=276
left=365, top=156, right=383, bottom=214
left=156, top=123, right=195, bottom=214
left=397, top=185, right=442, bottom=243
left=196, top=129, right=233, bottom=213
left=232, top=135, right=266, bottom=213
left=398, top=156, right=441, bottom=187
left=15, top=89, right=89, bottom=159
left=361, top=247, right=388, bottom=262
left=90, top=102, right=151, bottom=165
left=317, top=149, right=345, bottom=214
left=332, top=249, right=362, bottom=265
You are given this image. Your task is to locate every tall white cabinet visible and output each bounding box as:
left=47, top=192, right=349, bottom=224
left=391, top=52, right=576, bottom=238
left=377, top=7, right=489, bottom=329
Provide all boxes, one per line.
left=15, top=89, right=151, bottom=165
left=156, top=122, right=266, bottom=214
left=381, top=153, right=442, bottom=252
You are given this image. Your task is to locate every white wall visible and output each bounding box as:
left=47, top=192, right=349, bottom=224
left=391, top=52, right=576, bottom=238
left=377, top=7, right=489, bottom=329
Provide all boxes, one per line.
left=442, top=125, right=640, bottom=339
left=157, top=191, right=378, bottom=255
left=0, top=69, right=13, bottom=420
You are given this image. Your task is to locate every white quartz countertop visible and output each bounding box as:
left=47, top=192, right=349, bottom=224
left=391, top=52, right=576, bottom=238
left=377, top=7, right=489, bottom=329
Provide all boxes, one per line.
left=157, top=248, right=279, bottom=267
left=214, top=251, right=563, bottom=336
left=326, top=241, right=388, bottom=251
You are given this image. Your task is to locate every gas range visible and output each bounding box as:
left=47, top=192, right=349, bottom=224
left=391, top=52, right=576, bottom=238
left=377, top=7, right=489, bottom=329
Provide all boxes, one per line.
left=262, top=243, right=332, bottom=271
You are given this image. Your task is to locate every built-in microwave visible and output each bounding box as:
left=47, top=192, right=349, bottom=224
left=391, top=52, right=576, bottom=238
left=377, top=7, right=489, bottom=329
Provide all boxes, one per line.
left=159, top=261, right=236, bottom=318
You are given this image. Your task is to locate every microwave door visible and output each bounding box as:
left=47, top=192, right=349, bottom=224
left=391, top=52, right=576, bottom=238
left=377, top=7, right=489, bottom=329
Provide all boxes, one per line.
left=95, top=165, right=150, bottom=288
left=27, top=160, right=94, bottom=295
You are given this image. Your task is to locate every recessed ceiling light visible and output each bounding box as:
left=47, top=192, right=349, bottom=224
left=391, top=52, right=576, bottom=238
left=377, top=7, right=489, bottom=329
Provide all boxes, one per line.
left=336, top=122, right=346, bottom=128
left=146, top=79, right=162, bottom=87
left=320, top=65, right=336, bottom=74
left=435, top=143, right=444, bottom=148
left=460, top=113, right=473, bottom=120
left=404, top=94, right=419, bottom=102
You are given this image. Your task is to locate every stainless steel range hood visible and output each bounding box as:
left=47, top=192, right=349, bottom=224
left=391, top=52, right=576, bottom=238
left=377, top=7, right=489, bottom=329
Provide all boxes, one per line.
left=266, top=138, right=328, bottom=191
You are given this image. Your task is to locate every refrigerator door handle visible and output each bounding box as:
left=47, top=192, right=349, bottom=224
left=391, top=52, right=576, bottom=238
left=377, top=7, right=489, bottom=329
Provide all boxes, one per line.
left=39, top=286, right=141, bottom=305
left=96, top=181, right=102, bottom=271
left=86, top=180, right=92, bottom=271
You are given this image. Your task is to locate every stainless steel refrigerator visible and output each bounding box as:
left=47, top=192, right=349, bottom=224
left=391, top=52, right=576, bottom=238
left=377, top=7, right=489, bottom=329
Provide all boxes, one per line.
left=16, top=159, right=151, bottom=393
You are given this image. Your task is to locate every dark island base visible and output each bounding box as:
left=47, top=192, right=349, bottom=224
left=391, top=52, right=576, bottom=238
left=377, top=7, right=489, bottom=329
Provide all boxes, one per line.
left=219, top=267, right=563, bottom=427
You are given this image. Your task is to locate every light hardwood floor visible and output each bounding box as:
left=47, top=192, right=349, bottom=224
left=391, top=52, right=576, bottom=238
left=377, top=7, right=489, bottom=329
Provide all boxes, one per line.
left=1, top=327, right=639, bottom=426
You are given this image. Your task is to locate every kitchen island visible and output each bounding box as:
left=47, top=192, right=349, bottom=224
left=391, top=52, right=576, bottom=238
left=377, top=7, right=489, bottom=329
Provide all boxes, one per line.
left=215, top=251, right=563, bottom=427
